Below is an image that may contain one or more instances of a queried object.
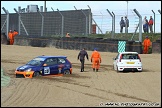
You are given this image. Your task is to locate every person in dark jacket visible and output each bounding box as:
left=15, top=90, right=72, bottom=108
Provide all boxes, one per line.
left=124, top=16, right=129, bottom=33
left=120, top=17, right=125, bottom=33
left=77, top=48, right=89, bottom=72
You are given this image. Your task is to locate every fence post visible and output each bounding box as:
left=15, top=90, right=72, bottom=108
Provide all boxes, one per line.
left=112, top=12, right=115, bottom=37
left=38, top=11, right=44, bottom=36
left=87, top=6, right=102, bottom=34
left=106, top=9, right=114, bottom=38
left=87, top=5, right=92, bottom=35
left=51, top=7, right=54, bottom=11
left=81, top=9, right=88, bottom=36
left=2, top=7, right=9, bottom=39
left=14, top=8, right=29, bottom=36
left=74, top=6, right=77, bottom=10
left=57, top=9, right=64, bottom=37
left=100, top=12, right=103, bottom=33
left=158, top=10, right=161, bottom=34
left=151, top=10, right=155, bottom=33
left=158, top=10, right=161, bottom=14
left=133, top=9, right=142, bottom=42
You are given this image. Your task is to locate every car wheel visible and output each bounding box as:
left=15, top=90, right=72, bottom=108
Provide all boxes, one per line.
left=16, top=75, right=20, bottom=78
left=33, top=72, right=40, bottom=77
left=116, top=66, right=119, bottom=73
left=63, top=70, right=70, bottom=74
left=16, top=74, right=22, bottom=78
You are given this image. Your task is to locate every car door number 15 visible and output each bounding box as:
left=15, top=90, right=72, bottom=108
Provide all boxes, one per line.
left=44, top=67, right=50, bottom=74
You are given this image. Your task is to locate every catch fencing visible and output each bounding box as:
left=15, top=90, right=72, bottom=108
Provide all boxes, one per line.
left=1, top=9, right=92, bottom=37
left=1, top=8, right=161, bottom=40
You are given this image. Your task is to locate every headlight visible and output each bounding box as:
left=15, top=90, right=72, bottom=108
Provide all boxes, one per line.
left=25, top=68, right=32, bottom=72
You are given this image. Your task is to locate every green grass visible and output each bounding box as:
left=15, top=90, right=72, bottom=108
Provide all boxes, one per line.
left=87, top=33, right=161, bottom=42
left=50, top=33, right=161, bottom=42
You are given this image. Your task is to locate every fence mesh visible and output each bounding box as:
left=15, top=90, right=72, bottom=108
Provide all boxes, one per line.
left=1, top=9, right=91, bottom=37
left=1, top=8, right=161, bottom=38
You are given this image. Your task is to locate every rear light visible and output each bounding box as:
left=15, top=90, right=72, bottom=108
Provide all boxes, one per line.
left=119, top=54, right=122, bottom=62
left=138, top=54, right=141, bottom=62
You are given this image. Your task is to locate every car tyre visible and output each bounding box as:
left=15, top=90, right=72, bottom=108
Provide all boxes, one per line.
left=16, top=74, right=21, bottom=78
left=33, top=72, right=40, bottom=77
left=63, top=70, right=70, bottom=74
left=116, top=66, right=119, bottom=73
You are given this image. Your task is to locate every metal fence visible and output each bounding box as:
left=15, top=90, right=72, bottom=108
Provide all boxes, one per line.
left=1, top=7, right=161, bottom=40
left=93, top=9, right=161, bottom=33
left=1, top=9, right=92, bottom=37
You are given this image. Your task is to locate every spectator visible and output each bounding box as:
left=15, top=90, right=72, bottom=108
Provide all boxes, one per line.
left=120, top=17, right=125, bottom=33
left=91, top=48, right=101, bottom=72
left=143, top=16, right=149, bottom=33
left=148, top=16, right=154, bottom=33
left=142, top=36, right=152, bottom=54
left=124, top=16, right=129, bottom=33
left=66, top=33, right=70, bottom=37
left=77, top=48, right=89, bottom=72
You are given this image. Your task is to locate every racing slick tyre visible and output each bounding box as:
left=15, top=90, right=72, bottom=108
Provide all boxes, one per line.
left=63, top=70, right=70, bottom=74
left=33, top=72, right=40, bottom=77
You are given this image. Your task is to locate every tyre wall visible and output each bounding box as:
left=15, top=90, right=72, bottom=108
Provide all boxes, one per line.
left=152, top=41, right=161, bottom=53
left=13, top=36, right=149, bottom=54
left=1, top=33, right=10, bottom=45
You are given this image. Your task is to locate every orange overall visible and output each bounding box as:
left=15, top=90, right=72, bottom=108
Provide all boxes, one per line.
left=91, top=50, right=101, bottom=70
left=13, top=31, right=18, bottom=37
left=8, top=31, right=18, bottom=45
left=8, top=32, right=14, bottom=45
left=142, top=38, right=151, bottom=54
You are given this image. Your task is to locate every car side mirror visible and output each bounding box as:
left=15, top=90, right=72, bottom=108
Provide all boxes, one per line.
left=43, top=64, right=47, bottom=66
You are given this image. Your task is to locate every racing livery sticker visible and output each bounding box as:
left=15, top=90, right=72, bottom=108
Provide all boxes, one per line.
left=58, top=64, right=64, bottom=74
left=58, top=68, right=62, bottom=74
left=44, top=67, right=50, bottom=74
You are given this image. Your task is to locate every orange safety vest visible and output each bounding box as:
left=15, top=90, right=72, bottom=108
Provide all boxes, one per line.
left=142, top=39, right=151, bottom=47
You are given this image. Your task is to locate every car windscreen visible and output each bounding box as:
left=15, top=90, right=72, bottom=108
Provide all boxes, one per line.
left=26, top=57, right=46, bottom=66
left=122, top=54, right=139, bottom=59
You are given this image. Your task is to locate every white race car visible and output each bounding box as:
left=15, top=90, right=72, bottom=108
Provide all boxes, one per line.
left=113, top=52, right=143, bottom=72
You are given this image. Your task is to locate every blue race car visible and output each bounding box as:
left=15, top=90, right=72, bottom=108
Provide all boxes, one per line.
left=15, top=55, right=72, bottom=78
